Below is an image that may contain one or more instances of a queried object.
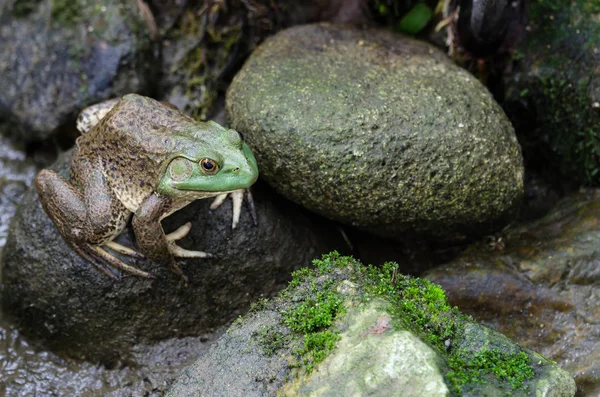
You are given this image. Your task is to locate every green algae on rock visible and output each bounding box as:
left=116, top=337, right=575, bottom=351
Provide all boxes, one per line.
left=168, top=252, right=575, bottom=397
left=503, top=0, right=600, bottom=186
left=425, top=189, right=600, bottom=396
left=227, top=23, right=524, bottom=243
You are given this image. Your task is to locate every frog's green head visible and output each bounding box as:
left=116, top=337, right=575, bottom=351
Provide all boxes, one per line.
left=157, top=121, right=259, bottom=199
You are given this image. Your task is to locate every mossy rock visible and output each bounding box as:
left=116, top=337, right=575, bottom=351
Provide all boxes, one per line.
left=168, top=252, right=575, bottom=397
left=503, top=0, right=600, bottom=185
left=227, top=23, right=524, bottom=243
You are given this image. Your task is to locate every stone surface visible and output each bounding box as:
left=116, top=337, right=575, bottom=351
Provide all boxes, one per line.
left=0, top=0, right=155, bottom=142
left=425, top=190, right=600, bottom=396
left=227, top=23, right=524, bottom=243
left=0, top=151, right=345, bottom=363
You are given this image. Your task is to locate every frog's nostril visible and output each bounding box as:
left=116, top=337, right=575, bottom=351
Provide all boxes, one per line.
left=233, top=167, right=240, bottom=173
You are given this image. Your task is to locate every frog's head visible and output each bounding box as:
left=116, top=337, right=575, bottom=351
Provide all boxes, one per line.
left=157, top=121, right=259, bottom=199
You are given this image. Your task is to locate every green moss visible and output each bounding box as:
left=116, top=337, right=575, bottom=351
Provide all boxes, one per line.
left=363, top=261, right=461, bottom=350
left=283, top=289, right=344, bottom=334
left=11, top=0, right=43, bottom=17
left=248, top=297, right=268, bottom=313
left=447, top=349, right=534, bottom=394
left=50, top=0, right=82, bottom=25
left=253, top=325, right=290, bottom=357
left=278, top=252, right=535, bottom=393
left=170, top=6, right=243, bottom=120
left=280, top=253, right=348, bottom=373
left=312, top=250, right=352, bottom=274
left=509, top=0, right=600, bottom=185
left=360, top=258, right=535, bottom=395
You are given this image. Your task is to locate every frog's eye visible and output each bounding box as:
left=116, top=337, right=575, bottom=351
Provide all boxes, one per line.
left=200, top=158, right=219, bottom=174
left=169, top=158, right=193, bottom=181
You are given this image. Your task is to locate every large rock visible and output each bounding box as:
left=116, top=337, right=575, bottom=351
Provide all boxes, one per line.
left=168, top=253, right=575, bottom=397
left=0, top=0, right=155, bottom=142
left=227, top=23, right=524, bottom=243
left=0, top=151, right=345, bottom=363
left=425, top=190, right=600, bottom=396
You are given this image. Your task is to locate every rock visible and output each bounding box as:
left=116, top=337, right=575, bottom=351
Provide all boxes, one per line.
left=502, top=0, right=600, bottom=185
left=0, top=311, right=216, bottom=396
left=0, top=150, right=345, bottom=364
left=425, top=190, right=600, bottom=396
left=0, top=0, right=156, bottom=142
left=0, top=135, right=46, bottom=249
left=168, top=253, right=575, bottom=397
left=227, top=23, right=524, bottom=243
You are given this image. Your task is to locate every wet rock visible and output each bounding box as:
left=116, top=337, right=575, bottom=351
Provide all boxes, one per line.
left=0, top=305, right=218, bottom=396
left=0, top=151, right=345, bottom=364
left=227, top=23, right=524, bottom=243
left=168, top=253, right=575, bottom=397
left=0, top=136, right=40, bottom=249
left=503, top=0, right=600, bottom=185
left=425, top=190, right=600, bottom=396
left=0, top=0, right=156, bottom=142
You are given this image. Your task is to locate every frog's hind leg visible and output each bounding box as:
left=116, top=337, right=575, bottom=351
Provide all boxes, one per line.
left=36, top=163, right=151, bottom=279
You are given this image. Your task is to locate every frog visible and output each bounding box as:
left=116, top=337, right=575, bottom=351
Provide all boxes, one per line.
left=35, top=94, right=259, bottom=283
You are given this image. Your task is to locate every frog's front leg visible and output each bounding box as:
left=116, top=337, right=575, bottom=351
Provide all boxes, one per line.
left=132, top=193, right=212, bottom=283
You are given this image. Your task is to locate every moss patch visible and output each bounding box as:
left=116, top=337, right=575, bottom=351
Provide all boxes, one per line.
left=505, top=0, right=600, bottom=185
left=447, top=349, right=534, bottom=394
left=50, top=0, right=82, bottom=25
left=259, top=251, right=536, bottom=394
left=11, top=0, right=43, bottom=17
left=281, top=269, right=346, bottom=373
left=253, top=325, right=291, bottom=357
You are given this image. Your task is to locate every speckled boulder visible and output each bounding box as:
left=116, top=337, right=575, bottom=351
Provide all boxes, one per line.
left=227, top=23, right=524, bottom=243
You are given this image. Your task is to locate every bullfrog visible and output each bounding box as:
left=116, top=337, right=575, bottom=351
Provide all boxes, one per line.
left=35, top=94, right=259, bottom=282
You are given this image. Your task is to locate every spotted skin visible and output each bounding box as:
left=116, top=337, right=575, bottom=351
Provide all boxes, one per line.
left=35, top=94, right=259, bottom=282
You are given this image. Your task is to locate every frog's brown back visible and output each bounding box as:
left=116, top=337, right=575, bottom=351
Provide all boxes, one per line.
left=76, top=94, right=199, bottom=207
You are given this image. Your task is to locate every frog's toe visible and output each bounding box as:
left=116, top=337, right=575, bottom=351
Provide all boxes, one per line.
left=169, top=243, right=213, bottom=258
left=209, top=193, right=228, bottom=210
left=72, top=244, right=119, bottom=280
left=105, top=241, right=144, bottom=258
left=86, top=244, right=154, bottom=279
left=165, top=222, right=192, bottom=242
left=209, top=189, right=256, bottom=229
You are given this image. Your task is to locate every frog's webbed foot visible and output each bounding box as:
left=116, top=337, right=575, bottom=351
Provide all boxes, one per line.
left=165, top=222, right=213, bottom=258
left=74, top=243, right=154, bottom=279
left=209, top=189, right=257, bottom=229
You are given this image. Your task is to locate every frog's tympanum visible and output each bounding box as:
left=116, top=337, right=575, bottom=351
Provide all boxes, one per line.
left=35, top=94, right=259, bottom=282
